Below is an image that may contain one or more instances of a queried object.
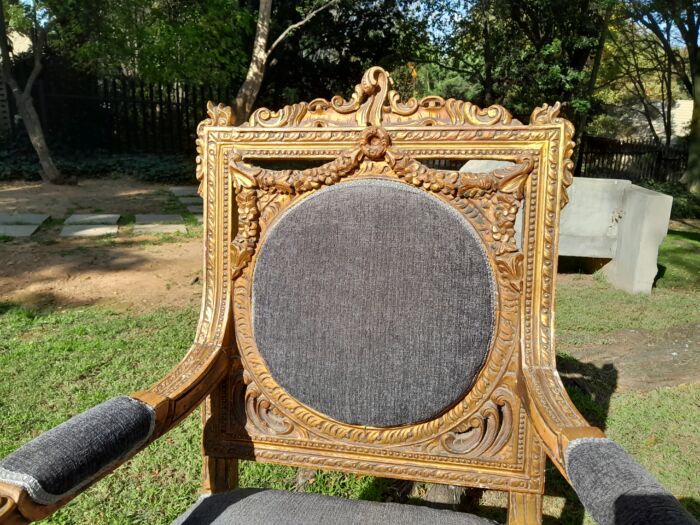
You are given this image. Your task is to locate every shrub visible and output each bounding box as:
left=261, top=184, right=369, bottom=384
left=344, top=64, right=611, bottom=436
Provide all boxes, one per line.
left=639, top=180, right=700, bottom=219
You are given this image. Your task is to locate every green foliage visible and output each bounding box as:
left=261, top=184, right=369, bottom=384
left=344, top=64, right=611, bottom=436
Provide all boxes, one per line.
left=0, top=152, right=196, bottom=183
left=45, top=0, right=254, bottom=85
left=401, top=0, right=613, bottom=120
left=639, top=181, right=700, bottom=219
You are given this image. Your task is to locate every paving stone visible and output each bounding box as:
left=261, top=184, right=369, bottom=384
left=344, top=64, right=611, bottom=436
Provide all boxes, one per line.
left=0, top=213, right=49, bottom=225
left=64, top=213, right=120, bottom=225
left=187, top=205, right=204, bottom=214
left=0, top=225, right=40, bottom=237
left=133, top=224, right=187, bottom=235
left=134, top=214, right=184, bottom=224
left=60, top=225, right=118, bottom=237
left=178, top=196, right=202, bottom=205
left=169, top=186, right=199, bottom=197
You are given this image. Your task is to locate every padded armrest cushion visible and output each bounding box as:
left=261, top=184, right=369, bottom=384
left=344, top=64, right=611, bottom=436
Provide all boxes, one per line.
left=0, top=396, right=155, bottom=505
left=565, top=438, right=698, bottom=525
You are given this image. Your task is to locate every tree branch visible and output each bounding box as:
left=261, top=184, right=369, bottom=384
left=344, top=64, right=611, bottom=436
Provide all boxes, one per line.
left=265, top=0, right=338, bottom=59
left=24, top=26, right=46, bottom=96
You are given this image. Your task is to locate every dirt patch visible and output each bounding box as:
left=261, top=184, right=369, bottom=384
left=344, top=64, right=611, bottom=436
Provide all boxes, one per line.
left=560, top=324, right=700, bottom=393
left=0, top=178, right=184, bottom=218
left=0, top=237, right=202, bottom=312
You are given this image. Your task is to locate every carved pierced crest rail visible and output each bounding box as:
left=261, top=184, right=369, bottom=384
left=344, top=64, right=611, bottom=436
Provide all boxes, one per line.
left=178, top=66, right=592, bottom=509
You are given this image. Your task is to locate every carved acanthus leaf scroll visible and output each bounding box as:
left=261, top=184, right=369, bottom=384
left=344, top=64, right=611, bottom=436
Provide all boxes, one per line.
left=246, top=66, right=519, bottom=128
left=422, top=386, right=515, bottom=458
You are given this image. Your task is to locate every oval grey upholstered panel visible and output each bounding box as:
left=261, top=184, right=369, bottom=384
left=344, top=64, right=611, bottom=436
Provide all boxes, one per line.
left=252, top=178, right=495, bottom=427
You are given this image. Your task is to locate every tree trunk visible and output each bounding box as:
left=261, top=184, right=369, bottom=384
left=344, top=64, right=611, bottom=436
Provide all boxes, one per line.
left=233, top=0, right=272, bottom=124
left=0, top=0, right=65, bottom=184
left=15, top=93, right=64, bottom=184
left=681, top=73, right=700, bottom=193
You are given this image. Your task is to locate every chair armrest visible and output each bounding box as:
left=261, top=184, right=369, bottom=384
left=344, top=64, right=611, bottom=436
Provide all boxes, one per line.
left=0, top=397, right=154, bottom=506
left=0, top=341, right=230, bottom=524
left=564, top=438, right=698, bottom=525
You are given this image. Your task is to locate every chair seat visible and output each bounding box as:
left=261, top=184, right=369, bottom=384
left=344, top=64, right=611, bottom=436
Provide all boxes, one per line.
left=172, top=488, right=500, bottom=525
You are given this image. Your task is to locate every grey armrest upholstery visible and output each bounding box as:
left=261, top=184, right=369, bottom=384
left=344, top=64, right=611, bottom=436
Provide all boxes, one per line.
left=565, top=438, right=698, bottom=525
left=0, top=396, right=155, bottom=505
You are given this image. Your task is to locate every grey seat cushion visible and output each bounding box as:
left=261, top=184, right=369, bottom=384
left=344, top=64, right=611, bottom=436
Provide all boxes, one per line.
left=565, top=438, right=698, bottom=525
left=0, top=396, right=155, bottom=505
left=252, top=179, right=495, bottom=427
left=172, top=489, right=500, bottom=525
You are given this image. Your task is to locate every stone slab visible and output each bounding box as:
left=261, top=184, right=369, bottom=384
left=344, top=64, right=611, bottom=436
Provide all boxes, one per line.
left=60, top=225, right=118, bottom=237
left=0, top=213, right=49, bottom=225
left=169, top=186, right=199, bottom=197
left=133, top=224, right=187, bottom=235
left=178, top=196, right=202, bottom=205
left=134, top=214, right=183, bottom=224
left=187, top=205, right=204, bottom=214
left=195, top=214, right=203, bottom=224
left=64, top=213, right=120, bottom=225
left=0, top=225, right=40, bottom=237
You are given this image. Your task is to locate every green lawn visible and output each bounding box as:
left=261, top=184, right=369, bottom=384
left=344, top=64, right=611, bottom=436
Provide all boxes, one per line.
left=0, top=230, right=698, bottom=523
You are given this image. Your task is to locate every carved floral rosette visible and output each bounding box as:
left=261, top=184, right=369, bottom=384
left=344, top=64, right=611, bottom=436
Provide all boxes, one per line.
left=194, top=66, right=580, bottom=492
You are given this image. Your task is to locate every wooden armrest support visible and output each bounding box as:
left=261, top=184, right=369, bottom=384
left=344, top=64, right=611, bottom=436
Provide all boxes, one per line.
left=0, top=342, right=230, bottom=524
left=520, top=364, right=604, bottom=479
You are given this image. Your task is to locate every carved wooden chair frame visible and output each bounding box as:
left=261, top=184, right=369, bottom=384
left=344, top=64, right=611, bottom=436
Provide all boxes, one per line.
left=0, top=67, right=605, bottom=525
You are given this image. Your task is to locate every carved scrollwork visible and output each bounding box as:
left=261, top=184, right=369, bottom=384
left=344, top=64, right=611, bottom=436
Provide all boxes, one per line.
left=245, top=66, right=519, bottom=128
left=432, top=385, right=515, bottom=458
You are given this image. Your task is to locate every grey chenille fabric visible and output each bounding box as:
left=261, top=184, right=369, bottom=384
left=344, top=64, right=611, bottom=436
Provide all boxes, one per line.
left=171, top=488, right=501, bottom=525
left=0, top=396, right=155, bottom=505
left=252, top=178, right=495, bottom=427
left=565, top=438, right=698, bottom=525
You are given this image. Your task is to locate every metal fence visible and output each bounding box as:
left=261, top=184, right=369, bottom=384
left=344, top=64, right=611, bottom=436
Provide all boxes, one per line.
left=574, top=135, right=688, bottom=182
left=3, top=73, right=235, bottom=155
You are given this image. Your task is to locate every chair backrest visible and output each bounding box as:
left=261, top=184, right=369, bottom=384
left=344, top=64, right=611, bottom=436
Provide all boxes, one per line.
left=196, top=67, right=591, bottom=513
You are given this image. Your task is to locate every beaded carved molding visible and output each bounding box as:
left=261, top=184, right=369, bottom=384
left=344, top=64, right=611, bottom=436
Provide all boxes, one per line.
left=193, top=67, right=586, bottom=494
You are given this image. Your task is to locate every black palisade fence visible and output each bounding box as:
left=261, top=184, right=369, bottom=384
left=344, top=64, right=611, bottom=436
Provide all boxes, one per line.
left=4, top=72, right=236, bottom=155
left=574, top=135, right=688, bottom=183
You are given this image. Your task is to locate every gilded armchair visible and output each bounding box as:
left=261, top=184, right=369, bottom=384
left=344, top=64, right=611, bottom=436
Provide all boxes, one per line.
left=0, top=67, right=696, bottom=525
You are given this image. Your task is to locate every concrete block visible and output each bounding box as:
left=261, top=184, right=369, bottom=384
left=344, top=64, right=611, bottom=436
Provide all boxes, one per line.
left=602, top=185, right=672, bottom=294
left=559, top=178, right=630, bottom=257
left=133, top=224, right=187, bottom=235
left=178, top=196, right=202, bottom=205
left=64, top=214, right=120, bottom=225
left=60, top=225, right=118, bottom=237
left=134, top=214, right=183, bottom=224
left=0, top=213, right=49, bottom=225
left=0, top=224, right=40, bottom=237
left=169, top=186, right=199, bottom=197
left=460, top=159, right=515, bottom=173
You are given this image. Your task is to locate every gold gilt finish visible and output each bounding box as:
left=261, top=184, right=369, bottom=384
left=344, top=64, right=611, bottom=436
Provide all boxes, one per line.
left=0, top=67, right=604, bottom=525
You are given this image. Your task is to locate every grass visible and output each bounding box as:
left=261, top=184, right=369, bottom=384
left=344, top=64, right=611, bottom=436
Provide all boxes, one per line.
left=0, top=231, right=698, bottom=523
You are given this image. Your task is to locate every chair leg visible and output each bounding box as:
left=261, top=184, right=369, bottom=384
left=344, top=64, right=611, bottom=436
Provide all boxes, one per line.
left=507, top=492, right=543, bottom=525
left=202, top=456, right=239, bottom=494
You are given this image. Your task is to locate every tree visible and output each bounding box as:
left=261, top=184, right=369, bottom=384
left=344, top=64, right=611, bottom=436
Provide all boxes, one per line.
left=0, top=0, right=64, bottom=184
left=628, top=0, right=700, bottom=191
left=401, top=0, right=613, bottom=122
left=232, top=0, right=339, bottom=124
left=593, top=17, right=678, bottom=145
